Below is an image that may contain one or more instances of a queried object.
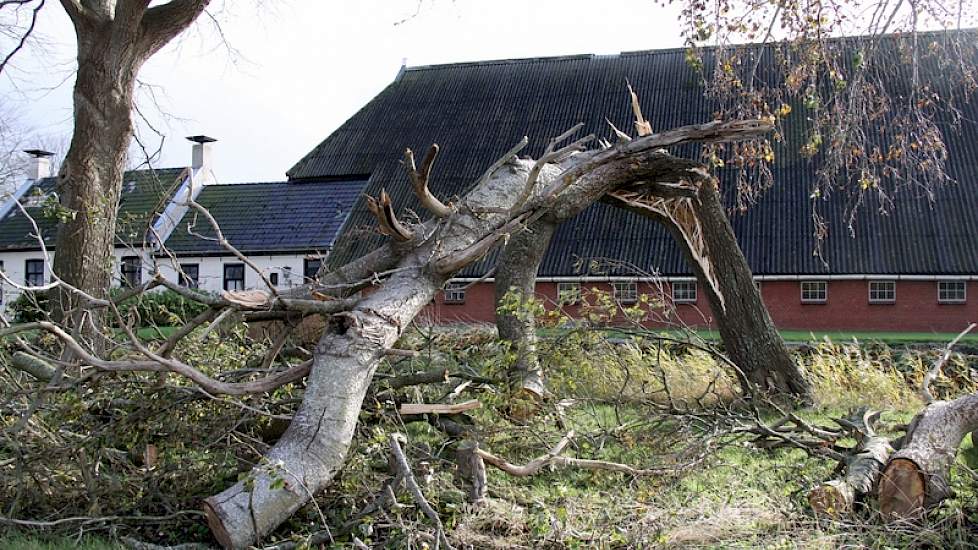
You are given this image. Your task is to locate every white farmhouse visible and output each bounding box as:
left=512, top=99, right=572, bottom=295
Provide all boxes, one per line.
left=0, top=137, right=365, bottom=313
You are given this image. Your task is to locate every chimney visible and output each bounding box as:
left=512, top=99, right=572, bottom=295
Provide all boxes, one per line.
left=186, top=135, right=217, bottom=170
left=23, top=149, right=54, bottom=180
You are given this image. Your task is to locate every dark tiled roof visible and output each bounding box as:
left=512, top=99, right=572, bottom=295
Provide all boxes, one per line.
left=290, top=33, right=978, bottom=277
left=0, top=168, right=186, bottom=251
left=162, top=179, right=366, bottom=255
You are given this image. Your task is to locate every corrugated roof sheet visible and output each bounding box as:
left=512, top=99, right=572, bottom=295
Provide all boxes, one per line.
left=289, top=33, right=978, bottom=277
left=162, top=179, right=366, bottom=255
left=0, top=168, right=186, bottom=251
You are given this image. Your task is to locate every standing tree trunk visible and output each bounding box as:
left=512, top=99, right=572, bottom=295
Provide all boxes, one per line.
left=494, top=219, right=556, bottom=400
left=52, top=0, right=211, bottom=334
left=53, top=32, right=136, bottom=329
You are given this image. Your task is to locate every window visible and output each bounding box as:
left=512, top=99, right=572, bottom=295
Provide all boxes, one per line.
left=25, top=259, right=44, bottom=287
left=800, top=281, right=827, bottom=303
left=557, top=282, right=581, bottom=304
left=282, top=266, right=293, bottom=286
left=121, top=256, right=141, bottom=287
left=269, top=273, right=279, bottom=287
left=178, top=263, right=199, bottom=288
left=304, top=258, right=323, bottom=283
left=672, top=280, right=697, bottom=303
left=223, top=263, right=245, bottom=291
left=612, top=281, right=638, bottom=304
left=938, top=280, right=966, bottom=304
left=869, top=280, right=896, bottom=304
left=443, top=281, right=466, bottom=304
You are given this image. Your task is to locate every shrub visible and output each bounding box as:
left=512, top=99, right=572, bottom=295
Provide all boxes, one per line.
left=7, top=289, right=208, bottom=327
left=115, top=289, right=209, bottom=327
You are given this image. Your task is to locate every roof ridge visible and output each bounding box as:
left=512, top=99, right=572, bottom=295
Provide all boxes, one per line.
left=403, top=27, right=978, bottom=70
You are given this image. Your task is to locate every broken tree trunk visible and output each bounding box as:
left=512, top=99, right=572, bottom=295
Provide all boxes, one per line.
left=808, top=409, right=893, bottom=515
left=204, top=120, right=772, bottom=548
left=879, top=391, right=978, bottom=519
left=494, top=219, right=556, bottom=401
left=605, top=171, right=811, bottom=400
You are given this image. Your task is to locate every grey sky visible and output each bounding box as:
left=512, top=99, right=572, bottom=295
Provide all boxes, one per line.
left=1, top=0, right=684, bottom=183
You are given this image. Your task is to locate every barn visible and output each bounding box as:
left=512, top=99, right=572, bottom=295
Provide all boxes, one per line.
left=287, top=38, right=978, bottom=333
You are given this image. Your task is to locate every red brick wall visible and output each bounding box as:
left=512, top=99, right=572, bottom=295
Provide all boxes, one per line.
left=421, top=279, right=978, bottom=332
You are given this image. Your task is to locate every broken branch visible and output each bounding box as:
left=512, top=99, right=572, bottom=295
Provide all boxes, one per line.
left=404, top=144, right=453, bottom=217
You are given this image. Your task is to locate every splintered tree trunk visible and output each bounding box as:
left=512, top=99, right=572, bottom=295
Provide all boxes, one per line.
left=689, top=181, right=811, bottom=399
left=205, top=157, right=550, bottom=548
left=879, top=392, right=978, bottom=519
left=494, top=219, right=556, bottom=400
left=604, top=176, right=810, bottom=400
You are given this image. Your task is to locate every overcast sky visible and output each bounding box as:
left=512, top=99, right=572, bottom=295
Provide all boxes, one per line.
left=1, top=0, right=685, bottom=183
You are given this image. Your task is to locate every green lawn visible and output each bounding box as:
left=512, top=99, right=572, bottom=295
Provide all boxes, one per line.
left=543, top=325, right=978, bottom=345
left=696, top=328, right=978, bottom=345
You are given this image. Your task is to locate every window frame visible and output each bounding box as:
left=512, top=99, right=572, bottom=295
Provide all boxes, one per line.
left=557, top=282, right=581, bottom=305
left=443, top=281, right=466, bottom=304
left=937, top=280, right=967, bottom=304
left=223, top=263, right=245, bottom=291
left=303, top=258, right=323, bottom=283
left=120, top=255, right=141, bottom=287
left=25, top=259, right=44, bottom=287
left=178, top=263, right=200, bottom=289
left=612, top=281, right=638, bottom=305
left=672, top=280, right=697, bottom=304
left=800, top=280, right=828, bottom=304
left=269, top=272, right=279, bottom=287
left=868, top=280, right=896, bottom=304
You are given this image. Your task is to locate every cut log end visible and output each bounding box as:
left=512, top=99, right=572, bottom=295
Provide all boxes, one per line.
left=879, top=458, right=926, bottom=520
left=808, top=480, right=854, bottom=516
left=202, top=498, right=233, bottom=549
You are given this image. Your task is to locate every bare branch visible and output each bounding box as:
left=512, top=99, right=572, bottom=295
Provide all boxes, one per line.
left=0, top=0, right=43, bottom=76
left=388, top=435, right=454, bottom=550
left=921, top=322, right=976, bottom=404
left=404, top=144, right=453, bottom=217
left=366, top=189, right=414, bottom=241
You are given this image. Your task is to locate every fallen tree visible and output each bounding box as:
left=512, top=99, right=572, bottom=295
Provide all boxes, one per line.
left=199, top=119, right=777, bottom=548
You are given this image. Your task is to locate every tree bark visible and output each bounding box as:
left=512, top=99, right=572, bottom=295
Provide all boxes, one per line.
left=688, top=180, right=811, bottom=399
left=808, top=435, right=892, bottom=515
left=879, top=392, right=978, bottom=519
left=52, top=0, right=210, bottom=335
left=494, top=219, right=556, bottom=400
left=52, top=29, right=137, bottom=329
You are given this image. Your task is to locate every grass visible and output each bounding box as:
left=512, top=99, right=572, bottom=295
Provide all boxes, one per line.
left=3, top=325, right=976, bottom=548
left=572, top=327, right=978, bottom=345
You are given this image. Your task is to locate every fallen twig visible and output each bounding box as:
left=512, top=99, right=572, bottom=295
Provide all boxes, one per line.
left=389, top=434, right=454, bottom=550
